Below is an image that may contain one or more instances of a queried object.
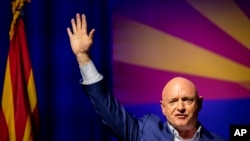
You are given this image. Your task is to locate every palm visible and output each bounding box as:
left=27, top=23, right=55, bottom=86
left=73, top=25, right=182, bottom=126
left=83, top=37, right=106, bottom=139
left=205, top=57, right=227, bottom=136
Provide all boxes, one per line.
left=70, top=29, right=92, bottom=55
left=67, top=13, right=94, bottom=56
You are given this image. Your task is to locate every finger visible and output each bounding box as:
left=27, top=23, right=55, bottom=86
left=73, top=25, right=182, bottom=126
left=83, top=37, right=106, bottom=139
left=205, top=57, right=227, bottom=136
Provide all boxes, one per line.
left=76, top=13, right=81, bottom=30
left=67, top=27, right=73, bottom=38
left=81, top=14, right=87, bottom=33
left=71, top=18, right=76, bottom=33
left=89, top=29, right=95, bottom=39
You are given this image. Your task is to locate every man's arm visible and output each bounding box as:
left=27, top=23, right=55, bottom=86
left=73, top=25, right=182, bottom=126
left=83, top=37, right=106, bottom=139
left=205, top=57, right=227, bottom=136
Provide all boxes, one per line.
left=67, top=13, right=141, bottom=140
left=81, top=70, right=140, bottom=140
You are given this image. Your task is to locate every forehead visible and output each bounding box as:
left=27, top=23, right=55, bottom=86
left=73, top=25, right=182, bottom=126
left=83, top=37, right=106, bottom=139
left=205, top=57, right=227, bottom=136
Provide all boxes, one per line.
left=165, top=85, right=196, bottom=98
left=162, top=78, right=197, bottom=99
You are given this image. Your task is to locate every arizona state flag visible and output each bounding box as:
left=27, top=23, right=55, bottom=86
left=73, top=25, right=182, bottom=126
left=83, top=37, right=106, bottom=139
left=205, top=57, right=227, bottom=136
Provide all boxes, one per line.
left=0, top=2, right=39, bottom=141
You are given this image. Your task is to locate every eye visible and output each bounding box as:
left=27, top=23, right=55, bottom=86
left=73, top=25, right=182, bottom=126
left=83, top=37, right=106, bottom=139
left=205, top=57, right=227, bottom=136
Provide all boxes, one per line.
left=168, top=99, right=178, bottom=106
left=183, top=98, right=194, bottom=104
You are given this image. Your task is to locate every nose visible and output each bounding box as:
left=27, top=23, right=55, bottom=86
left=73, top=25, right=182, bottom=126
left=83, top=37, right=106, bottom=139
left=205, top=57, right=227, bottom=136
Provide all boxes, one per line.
left=177, top=101, right=185, bottom=113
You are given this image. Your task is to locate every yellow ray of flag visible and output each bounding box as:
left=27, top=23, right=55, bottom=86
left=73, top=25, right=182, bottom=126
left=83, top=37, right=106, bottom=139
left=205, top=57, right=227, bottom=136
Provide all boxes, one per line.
left=113, top=15, right=250, bottom=84
left=187, top=0, right=250, bottom=50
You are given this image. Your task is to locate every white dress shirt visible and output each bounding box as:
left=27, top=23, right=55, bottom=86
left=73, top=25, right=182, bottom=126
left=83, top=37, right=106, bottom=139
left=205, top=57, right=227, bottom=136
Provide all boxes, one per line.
left=168, top=122, right=201, bottom=141
left=79, top=60, right=103, bottom=85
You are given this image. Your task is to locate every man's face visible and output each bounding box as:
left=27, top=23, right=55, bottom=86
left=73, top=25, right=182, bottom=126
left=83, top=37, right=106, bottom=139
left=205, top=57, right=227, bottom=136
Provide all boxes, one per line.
left=160, top=77, right=202, bottom=131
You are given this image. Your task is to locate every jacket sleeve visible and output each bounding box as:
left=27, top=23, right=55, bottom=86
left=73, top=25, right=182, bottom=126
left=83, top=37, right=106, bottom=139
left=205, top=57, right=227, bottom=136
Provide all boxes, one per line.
left=82, top=79, right=141, bottom=141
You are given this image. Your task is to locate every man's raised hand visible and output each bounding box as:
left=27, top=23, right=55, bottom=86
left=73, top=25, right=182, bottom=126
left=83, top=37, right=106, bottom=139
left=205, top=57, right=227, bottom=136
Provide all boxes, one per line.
left=67, top=13, right=95, bottom=65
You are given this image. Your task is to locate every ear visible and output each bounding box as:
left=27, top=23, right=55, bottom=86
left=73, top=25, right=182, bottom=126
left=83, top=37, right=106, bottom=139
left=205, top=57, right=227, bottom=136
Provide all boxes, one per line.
left=197, top=96, right=203, bottom=111
left=160, top=100, right=166, bottom=115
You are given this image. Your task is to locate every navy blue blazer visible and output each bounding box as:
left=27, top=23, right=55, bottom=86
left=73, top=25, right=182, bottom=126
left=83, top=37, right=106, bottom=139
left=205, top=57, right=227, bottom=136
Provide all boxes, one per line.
left=83, top=80, right=225, bottom=141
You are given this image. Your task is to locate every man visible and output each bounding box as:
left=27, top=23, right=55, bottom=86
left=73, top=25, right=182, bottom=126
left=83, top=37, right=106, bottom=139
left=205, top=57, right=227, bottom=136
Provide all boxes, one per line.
left=67, top=13, right=225, bottom=141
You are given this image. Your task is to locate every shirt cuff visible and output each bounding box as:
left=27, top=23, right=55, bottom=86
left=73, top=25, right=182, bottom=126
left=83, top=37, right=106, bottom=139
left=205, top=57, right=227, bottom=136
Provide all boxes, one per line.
left=79, top=60, right=103, bottom=85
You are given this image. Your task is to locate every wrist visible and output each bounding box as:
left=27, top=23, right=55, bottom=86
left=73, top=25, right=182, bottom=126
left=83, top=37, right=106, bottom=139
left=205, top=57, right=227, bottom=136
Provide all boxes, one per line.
left=76, top=53, right=91, bottom=67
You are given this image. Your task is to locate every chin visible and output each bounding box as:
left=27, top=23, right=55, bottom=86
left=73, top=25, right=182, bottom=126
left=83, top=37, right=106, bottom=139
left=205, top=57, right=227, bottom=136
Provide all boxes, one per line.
left=174, top=121, right=188, bottom=127
left=176, top=123, right=188, bottom=127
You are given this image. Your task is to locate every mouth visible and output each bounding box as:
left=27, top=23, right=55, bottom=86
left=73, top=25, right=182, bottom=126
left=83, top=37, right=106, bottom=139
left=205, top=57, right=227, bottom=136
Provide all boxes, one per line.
left=175, top=114, right=187, bottom=119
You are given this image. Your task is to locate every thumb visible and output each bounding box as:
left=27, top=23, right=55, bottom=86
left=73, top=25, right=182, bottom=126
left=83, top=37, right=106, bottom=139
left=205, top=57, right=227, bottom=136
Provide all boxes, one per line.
left=89, top=29, right=95, bottom=39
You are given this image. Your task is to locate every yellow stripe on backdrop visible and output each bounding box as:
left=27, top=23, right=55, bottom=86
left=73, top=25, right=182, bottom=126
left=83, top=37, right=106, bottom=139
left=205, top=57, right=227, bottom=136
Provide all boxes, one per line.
left=113, top=16, right=250, bottom=83
left=187, top=0, right=250, bottom=50
left=2, top=58, right=16, bottom=141
left=23, top=115, right=33, bottom=141
left=24, top=70, right=38, bottom=141
left=27, top=71, right=37, bottom=112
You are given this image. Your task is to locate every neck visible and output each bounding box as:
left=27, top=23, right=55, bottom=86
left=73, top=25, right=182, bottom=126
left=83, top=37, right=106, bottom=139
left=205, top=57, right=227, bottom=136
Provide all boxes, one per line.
left=176, top=122, right=199, bottom=139
left=178, top=126, right=198, bottom=139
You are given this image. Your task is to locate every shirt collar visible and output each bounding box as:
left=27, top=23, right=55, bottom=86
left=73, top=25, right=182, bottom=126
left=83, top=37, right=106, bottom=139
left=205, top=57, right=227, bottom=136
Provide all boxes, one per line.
left=167, top=122, right=202, bottom=141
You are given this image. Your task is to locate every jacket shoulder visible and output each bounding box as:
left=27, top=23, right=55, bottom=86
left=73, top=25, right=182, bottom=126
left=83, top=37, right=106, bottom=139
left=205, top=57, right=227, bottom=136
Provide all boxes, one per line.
left=138, top=114, right=168, bottom=133
left=201, top=127, right=226, bottom=141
